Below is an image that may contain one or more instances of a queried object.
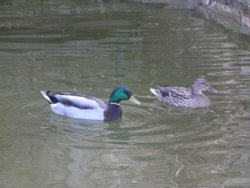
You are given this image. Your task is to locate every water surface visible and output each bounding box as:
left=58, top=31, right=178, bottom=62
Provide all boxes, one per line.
left=0, top=1, right=250, bottom=188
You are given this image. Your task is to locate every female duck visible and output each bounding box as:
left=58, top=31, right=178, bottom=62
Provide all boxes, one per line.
left=150, top=78, right=217, bottom=108
left=41, top=87, right=140, bottom=121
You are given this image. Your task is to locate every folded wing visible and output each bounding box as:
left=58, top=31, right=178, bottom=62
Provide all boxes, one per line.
left=41, top=91, right=107, bottom=110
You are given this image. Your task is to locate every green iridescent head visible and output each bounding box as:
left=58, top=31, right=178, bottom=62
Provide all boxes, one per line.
left=109, top=87, right=140, bottom=105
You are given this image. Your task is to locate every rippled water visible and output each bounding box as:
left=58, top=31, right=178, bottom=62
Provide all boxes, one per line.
left=1, top=1, right=250, bottom=188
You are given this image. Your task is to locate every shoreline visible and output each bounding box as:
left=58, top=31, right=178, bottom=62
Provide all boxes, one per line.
left=130, top=0, right=250, bottom=35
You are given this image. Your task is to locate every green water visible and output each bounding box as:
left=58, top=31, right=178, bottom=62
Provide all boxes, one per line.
left=0, top=1, right=250, bottom=188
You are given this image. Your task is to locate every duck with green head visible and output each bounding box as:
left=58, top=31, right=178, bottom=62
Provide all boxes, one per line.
left=41, top=87, right=140, bottom=121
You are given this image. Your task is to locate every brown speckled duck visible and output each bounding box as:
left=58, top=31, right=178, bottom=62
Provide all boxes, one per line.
left=150, top=78, right=218, bottom=108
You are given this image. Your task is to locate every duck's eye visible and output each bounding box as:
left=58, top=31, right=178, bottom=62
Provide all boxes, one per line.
left=202, top=83, right=210, bottom=88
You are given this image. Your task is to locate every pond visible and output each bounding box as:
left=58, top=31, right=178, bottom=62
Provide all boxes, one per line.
left=0, top=1, right=250, bottom=188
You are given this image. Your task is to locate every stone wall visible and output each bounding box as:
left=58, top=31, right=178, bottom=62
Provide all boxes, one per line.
left=196, top=0, right=250, bottom=35
left=130, top=0, right=250, bottom=35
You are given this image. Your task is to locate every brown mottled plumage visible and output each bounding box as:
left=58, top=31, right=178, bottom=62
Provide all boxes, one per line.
left=150, top=78, right=218, bottom=108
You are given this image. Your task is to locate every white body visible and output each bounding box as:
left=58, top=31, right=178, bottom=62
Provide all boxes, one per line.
left=41, top=91, right=106, bottom=120
left=50, top=103, right=105, bottom=120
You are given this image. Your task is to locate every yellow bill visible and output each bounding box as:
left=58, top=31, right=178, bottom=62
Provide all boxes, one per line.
left=129, top=95, right=141, bottom=105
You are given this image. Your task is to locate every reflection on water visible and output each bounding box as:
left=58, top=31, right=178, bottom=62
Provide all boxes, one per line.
left=0, top=1, right=250, bottom=188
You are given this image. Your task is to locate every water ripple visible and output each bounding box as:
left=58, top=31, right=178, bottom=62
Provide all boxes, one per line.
left=1, top=2, right=250, bottom=188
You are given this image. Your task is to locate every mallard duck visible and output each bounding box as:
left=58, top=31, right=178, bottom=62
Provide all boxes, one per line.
left=41, top=87, right=140, bottom=121
left=150, top=78, right=217, bottom=108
